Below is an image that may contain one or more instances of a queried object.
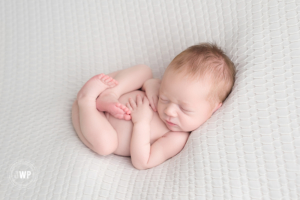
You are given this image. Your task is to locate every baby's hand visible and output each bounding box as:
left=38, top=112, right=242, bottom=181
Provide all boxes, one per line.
left=126, top=95, right=153, bottom=124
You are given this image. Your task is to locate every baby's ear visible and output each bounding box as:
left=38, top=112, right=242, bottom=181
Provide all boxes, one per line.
left=213, top=102, right=222, bottom=113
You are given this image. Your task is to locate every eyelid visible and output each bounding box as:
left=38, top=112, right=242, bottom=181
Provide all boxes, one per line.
left=160, top=97, right=191, bottom=111
left=160, top=97, right=167, bottom=101
left=181, top=108, right=191, bottom=112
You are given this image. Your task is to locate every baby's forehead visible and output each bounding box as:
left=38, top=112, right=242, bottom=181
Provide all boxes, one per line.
left=163, top=72, right=212, bottom=89
left=180, top=95, right=202, bottom=106
left=161, top=73, right=212, bottom=101
left=165, top=68, right=211, bottom=81
left=160, top=84, right=208, bottom=104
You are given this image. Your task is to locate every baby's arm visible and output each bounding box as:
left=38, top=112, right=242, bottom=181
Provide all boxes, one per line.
left=127, top=94, right=190, bottom=170
left=132, top=123, right=190, bottom=170
left=141, top=78, right=161, bottom=112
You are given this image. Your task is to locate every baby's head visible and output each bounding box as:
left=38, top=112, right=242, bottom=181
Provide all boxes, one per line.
left=157, top=42, right=236, bottom=132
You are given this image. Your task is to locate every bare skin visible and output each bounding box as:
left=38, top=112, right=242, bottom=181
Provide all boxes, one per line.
left=71, top=64, right=223, bottom=169
left=72, top=64, right=153, bottom=156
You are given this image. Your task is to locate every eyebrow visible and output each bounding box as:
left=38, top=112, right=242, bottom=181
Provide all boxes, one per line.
left=160, top=92, right=193, bottom=107
left=179, top=101, right=193, bottom=108
left=166, top=96, right=192, bottom=106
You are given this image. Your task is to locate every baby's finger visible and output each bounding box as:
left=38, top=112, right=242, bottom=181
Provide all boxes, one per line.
left=147, top=97, right=154, bottom=111
left=129, top=98, right=136, bottom=108
left=149, top=99, right=154, bottom=111
left=136, top=95, right=142, bottom=105
left=143, top=96, right=150, bottom=105
left=152, top=96, right=158, bottom=111
left=126, top=102, right=132, bottom=111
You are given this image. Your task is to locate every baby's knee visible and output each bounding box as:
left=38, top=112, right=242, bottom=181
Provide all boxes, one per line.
left=136, top=64, right=153, bottom=78
left=93, top=144, right=115, bottom=156
left=139, top=64, right=151, bottom=72
left=72, top=99, right=78, bottom=109
left=71, top=100, right=79, bottom=121
left=91, top=135, right=118, bottom=156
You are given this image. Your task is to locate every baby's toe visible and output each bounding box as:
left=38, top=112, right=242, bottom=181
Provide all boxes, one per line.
left=100, top=75, right=111, bottom=83
left=98, top=73, right=105, bottom=79
left=106, top=80, right=117, bottom=87
left=120, top=104, right=130, bottom=114
left=115, top=103, right=123, bottom=109
left=103, top=77, right=112, bottom=83
left=115, top=113, right=124, bottom=119
left=113, top=80, right=118, bottom=84
left=98, top=74, right=108, bottom=80
left=124, top=114, right=131, bottom=121
left=116, top=103, right=124, bottom=109
left=123, top=106, right=131, bottom=114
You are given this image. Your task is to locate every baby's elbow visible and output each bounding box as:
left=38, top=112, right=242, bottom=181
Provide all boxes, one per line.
left=139, top=64, right=153, bottom=79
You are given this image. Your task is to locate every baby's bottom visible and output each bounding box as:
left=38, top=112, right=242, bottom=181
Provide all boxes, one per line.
left=71, top=65, right=152, bottom=156
left=72, top=70, right=118, bottom=154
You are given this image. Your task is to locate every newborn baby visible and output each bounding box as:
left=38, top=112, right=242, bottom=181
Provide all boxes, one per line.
left=72, top=43, right=236, bottom=170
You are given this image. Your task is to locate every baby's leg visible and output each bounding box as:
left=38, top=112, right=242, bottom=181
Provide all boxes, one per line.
left=76, top=74, right=120, bottom=156
left=96, top=64, right=152, bottom=120
left=72, top=99, right=94, bottom=151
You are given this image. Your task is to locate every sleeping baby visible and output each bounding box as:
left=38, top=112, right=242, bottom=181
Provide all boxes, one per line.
left=71, top=42, right=236, bottom=170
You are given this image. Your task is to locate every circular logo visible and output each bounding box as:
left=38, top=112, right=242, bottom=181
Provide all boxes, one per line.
left=9, top=160, right=38, bottom=188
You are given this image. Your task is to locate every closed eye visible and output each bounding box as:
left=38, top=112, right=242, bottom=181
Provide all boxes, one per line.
left=159, top=97, right=168, bottom=102
left=181, top=107, right=192, bottom=112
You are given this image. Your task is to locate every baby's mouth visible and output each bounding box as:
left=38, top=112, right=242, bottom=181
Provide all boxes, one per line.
left=166, top=120, right=176, bottom=126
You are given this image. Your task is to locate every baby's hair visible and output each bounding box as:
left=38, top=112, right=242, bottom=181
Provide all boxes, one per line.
left=166, top=42, right=236, bottom=108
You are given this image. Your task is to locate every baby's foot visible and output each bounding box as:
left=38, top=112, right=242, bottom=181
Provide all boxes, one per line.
left=77, top=73, right=118, bottom=101
left=96, top=92, right=131, bottom=120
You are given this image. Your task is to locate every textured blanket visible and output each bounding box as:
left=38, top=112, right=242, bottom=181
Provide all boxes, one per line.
left=1, top=0, right=299, bottom=199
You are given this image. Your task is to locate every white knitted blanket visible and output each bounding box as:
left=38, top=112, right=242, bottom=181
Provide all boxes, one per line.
left=1, top=0, right=299, bottom=199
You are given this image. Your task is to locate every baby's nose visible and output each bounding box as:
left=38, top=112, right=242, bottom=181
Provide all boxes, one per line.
left=164, top=104, right=177, bottom=117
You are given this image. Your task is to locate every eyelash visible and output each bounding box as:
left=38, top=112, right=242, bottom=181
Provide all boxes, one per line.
left=159, top=97, right=168, bottom=102
left=181, top=108, right=190, bottom=112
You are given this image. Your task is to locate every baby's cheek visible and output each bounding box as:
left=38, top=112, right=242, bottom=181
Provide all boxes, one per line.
left=156, top=102, right=161, bottom=111
left=156, top=103, right=164, bottom=117
left=180, top=116, right=195, bottom=131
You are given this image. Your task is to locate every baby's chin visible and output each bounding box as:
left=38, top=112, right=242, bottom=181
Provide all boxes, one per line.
left=166, top=124, right=178, bottom=131
left=165, top=121, right=183, bottom=132
left=168, top=122, right=200, bottom=132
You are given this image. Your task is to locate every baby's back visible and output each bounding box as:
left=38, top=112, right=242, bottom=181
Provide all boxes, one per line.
left=105, top=90, right=170, bottom=156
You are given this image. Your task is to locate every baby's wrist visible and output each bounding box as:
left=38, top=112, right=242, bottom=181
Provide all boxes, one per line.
left=144, top=79, right=152, bottom=89
left=141, top=80, right=149, bottom=91
left=133, top=120, right=151, bottom=126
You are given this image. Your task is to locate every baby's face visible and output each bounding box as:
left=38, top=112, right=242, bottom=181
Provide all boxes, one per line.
left=157, top=70, right=221, bottom=132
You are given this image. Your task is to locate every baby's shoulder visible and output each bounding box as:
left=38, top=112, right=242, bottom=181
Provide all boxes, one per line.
left=162, top=131, right=190, bottom=142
